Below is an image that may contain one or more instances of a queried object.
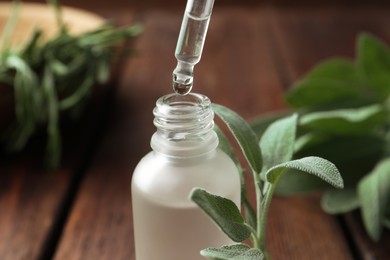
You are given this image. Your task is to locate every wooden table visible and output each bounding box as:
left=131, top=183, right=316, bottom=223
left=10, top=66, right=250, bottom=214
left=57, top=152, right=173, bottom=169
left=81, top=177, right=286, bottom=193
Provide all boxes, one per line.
left=1, top=2, right=389, bottom=259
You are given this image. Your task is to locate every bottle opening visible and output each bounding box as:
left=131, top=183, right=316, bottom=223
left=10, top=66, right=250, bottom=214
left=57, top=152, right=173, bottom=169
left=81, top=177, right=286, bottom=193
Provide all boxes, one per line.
left=153, top=93, right=214, bottom=141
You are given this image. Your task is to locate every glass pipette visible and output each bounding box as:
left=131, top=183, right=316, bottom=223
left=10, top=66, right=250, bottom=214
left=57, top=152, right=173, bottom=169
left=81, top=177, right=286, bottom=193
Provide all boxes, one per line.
left=172, top=0, right=215, bottom=95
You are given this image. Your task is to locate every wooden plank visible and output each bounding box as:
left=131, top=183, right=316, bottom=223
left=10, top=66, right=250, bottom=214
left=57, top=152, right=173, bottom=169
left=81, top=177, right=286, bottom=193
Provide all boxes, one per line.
left=0, top=159, right=69, bottom=260
left=53, top=8, right=287, bottom=259
left=267, top=194, right=353, bottom=260
left=269, top=5, right=390, bottom=259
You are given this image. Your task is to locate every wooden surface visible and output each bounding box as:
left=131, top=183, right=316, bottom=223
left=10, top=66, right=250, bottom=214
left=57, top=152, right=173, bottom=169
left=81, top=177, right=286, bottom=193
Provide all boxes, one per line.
left=1, top=2, right=390, bottom=260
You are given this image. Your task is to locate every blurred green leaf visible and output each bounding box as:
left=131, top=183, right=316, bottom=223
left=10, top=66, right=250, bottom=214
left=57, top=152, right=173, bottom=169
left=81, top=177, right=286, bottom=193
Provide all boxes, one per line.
left=250, top=110, right=292, bottom=138
left=295, top=135, right=384, bottom=186
left=357, top=33, right=390, bottom=100
left=358, top=158, right=390, bottom=241
left=321, top=188, right=360, bottom=214
left=190, top=188, right=251, bottom=242
left=285, top=59, right=362, bottom=109
left=299, top=104, right=387, bottom=135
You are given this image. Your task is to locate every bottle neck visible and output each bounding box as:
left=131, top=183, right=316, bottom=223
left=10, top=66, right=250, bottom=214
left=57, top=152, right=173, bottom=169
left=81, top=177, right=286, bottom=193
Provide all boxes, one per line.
left=151, top=93, right=218, bottom=158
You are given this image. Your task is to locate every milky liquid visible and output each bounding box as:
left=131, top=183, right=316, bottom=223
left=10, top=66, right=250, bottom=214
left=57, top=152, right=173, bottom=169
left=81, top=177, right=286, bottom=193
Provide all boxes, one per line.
left=132, top=185, right=234, bottom=260
left=132, top=150, right=240, bottom=260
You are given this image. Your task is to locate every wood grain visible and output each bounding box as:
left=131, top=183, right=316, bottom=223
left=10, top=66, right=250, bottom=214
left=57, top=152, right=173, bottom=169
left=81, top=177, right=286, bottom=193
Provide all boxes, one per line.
left=0, top=161, right=69, bottom=260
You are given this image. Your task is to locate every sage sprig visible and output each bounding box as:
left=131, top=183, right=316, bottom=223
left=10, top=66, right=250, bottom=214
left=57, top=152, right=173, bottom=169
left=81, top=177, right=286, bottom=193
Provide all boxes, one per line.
left=0, top=0, right=142, bottom=168
left=251, top=32, right=390, bottom=242
left=190, top=105, right=343, bottom=260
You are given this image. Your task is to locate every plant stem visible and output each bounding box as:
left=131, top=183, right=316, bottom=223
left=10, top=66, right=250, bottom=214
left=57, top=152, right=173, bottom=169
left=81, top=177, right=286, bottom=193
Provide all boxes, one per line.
left=253, top=170, right=264, bottom=251
left=257, top=182, right=276, bottom=259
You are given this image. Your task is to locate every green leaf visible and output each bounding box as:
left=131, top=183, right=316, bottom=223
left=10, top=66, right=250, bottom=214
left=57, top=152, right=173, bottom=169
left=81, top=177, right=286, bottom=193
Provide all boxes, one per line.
left=243, top=199, right=257, bottom=232
left=215, top=125, right=241, bottom=169
left=190, top=188, right=251, bottom=242
left=294, top=135, right=385, bottom=186
left=215, top=125, right=246, bottom=203
left=266, top=156, right=344, bottom=189
left=274, top=168, right=334, bottom=195
left=299, top=104, right=387, bottom=135
left=357, top=33, right=390, bottom=100
left=358, top=158, right=390, bottom=241
left=294, top=133, right=329, bottom=153
left=285, top=58, right=362, bottom=108
left=260, top=114, right=297, bottom=174
left=321, top=188, right=360, bottom=214
left=213, top=104, right=262, bottom=174
left=250, top=110, right=292, bottom=138
left=201, top=244, right=264, bottom=260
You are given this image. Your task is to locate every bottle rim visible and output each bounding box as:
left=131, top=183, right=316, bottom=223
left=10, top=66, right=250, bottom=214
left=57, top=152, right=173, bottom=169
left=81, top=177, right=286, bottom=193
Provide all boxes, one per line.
left=153, top=93, right=214, bottom=141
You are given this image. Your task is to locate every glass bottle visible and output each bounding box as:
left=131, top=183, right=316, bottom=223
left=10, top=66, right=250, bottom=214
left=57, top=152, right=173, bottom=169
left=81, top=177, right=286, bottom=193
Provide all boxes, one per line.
left=131, top=93, right=241, bottom=260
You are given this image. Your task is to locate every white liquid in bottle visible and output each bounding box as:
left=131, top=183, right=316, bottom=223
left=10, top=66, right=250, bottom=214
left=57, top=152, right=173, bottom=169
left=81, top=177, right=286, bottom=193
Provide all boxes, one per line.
left=131, top=93, right=241, bottom=260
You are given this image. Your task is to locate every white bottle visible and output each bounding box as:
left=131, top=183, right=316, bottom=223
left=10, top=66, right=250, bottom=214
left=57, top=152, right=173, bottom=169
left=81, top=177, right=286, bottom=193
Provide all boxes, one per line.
left=131, top=93, right=241, bottom=260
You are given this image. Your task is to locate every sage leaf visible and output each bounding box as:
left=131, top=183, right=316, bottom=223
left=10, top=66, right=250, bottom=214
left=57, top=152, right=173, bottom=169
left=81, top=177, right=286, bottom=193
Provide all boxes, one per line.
left=190, top=188, right=251, bottom=242
left=358, top=158, right=390, bottom=241
left=215, top=125, right=241, bottom=170
left=285, top=59, right=362, bottom=108
left=215, top=125, right=246, bottom=203
left=243, top=199, right=257, bottom=232
left=274, top=168, right=333, bottom=195
left=260, top=113, right=297, bottom=174
left=294, top=135, right=384, bottom=186
left=201, top=244, right=264, bottom=260
left=321, top=188, right=360, bottom=214
left=213, top=104, right=262, bottom=174
left=299, top=104, right=387, bottom=135
left=214, top=128, right=254, bottom=231
left=250, top=110, right=291, bottom=138
left=294, top=133, right=329, bottom=153
left=266, top=156, right=343, bottom=189
left=357, top=33, right=390, bottom=100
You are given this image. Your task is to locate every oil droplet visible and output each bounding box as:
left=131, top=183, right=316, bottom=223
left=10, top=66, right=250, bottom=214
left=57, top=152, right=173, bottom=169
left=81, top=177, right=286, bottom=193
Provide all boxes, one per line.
left=173, top=74, right=193, bottom=95
left=173, top=81, right=193, bottom=95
